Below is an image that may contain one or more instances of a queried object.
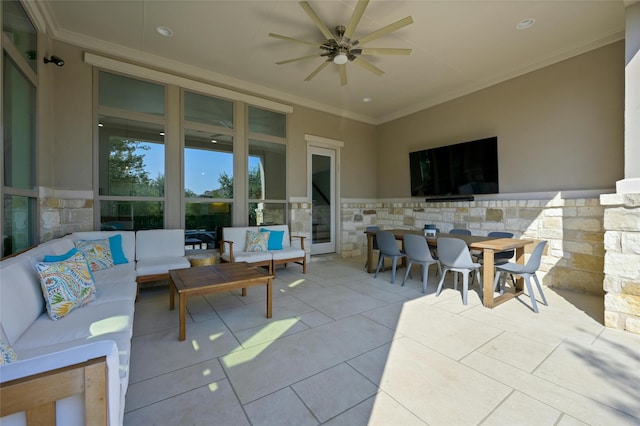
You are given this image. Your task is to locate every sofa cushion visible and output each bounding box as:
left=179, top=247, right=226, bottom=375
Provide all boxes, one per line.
left=246, top=230, right=270, bottom=252
left=135, top=256, right=190, bottom=277
left=13, top=301, right=134, bottom=352
left=271, top=247, right=306, bottom=261
left=75, top=238, right=115, bottom=271
left=36, top=251, right=97, bottom=320
left=261, top=228, right=284, bottom=250
left=220, top=251, right=272, bottom=264
left=92, top=263, right=137, bottom=287
left=136, top=229, right=185, bottom=260
left=0, top=256, right=46, bottom=345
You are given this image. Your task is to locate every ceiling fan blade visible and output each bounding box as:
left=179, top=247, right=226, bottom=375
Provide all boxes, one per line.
left=352, top=16, right=413, bottom=46
left=356, top=48, right=412, bottom=55
left=299, top=1, right=335, bottom=41
left=276, top=54, right=323, bottom=65
left=269, top=33, right=323, bottom=48
left=304, top=61, right=330, bottom=81
left=352, top=57, right=384, bottom=76
left=339, top=64, right=348, bottom=86
left=343, top=0, right=369, bottom=41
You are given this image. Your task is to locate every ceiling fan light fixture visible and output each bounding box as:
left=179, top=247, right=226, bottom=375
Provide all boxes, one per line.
left=333, top=53, right=348, bottom=65
left=333, top=46, right=349, bottom=64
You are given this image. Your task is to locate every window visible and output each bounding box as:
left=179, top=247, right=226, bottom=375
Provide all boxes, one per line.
left=2, top=0, right=37, bottom=73
left=2, top=1, right=38, bottom=257
left=183, top=92, right=234, bottom=248
left=248, top=107, right=287, bottom=226
left=97, top=73, right=166, bottom=230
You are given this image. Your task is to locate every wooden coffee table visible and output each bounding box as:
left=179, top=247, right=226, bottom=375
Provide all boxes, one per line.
left=169, top=262, right=274, bottom=341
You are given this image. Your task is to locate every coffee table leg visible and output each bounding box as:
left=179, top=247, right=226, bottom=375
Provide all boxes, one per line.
left=179, top=293, right=186, bottom=341
left=169, top=276, right=175, bottom=310
left=266, top=278, right=272, bottom=318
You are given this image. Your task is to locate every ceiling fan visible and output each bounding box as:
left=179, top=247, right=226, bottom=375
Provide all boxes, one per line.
left=269, top=0, right=413, bottom=86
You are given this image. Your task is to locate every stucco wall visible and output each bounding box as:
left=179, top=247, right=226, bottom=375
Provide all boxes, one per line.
left=376, top=41, right=624, bottom=198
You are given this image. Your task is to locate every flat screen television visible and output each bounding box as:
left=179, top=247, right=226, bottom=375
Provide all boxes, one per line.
left=409, top=136, right=499, bottom=198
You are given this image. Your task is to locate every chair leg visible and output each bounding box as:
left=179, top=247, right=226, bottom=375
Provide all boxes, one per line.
left=453, top=272, right=459, bottom=291
left=374, top=255, right=385, bottom=278
left=533, top=274, right=548, bottom=306
left=390, top=257, right=398, bottom=284
left=524, top=276, right=539, bottom=313
left=402, top=261, right=413, bottom=287
left=436, top=269, right=448, bottom=296
left=462, top=273, right=469, bottom=305
left=475, top=269, right=482, bottom=301
left=493, top=271, right=502, bottom=292
left=421, top=263, right=429, bottom=293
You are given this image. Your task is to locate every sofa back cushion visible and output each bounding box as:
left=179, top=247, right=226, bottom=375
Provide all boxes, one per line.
left=135, top=229, right=185, bottom=260
left=0, top=255, right=45, bottom=345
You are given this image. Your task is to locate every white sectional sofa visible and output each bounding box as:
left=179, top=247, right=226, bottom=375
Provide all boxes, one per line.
left=0, top=229, right=189, bottom=426
left=220, top=225, right=307, bottom=275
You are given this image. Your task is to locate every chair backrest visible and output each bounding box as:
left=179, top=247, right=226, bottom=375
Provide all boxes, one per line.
left=366, top=226, right=380, bottom=250
left=522, top=240, right=547, bottom=273
left=450, top=228, right=471, bottom=235
left=403, top=234, right=435, bottom=262
left=437, top=237, right=476, bottom=268
left=376, top=231, right=403, bottom=256
left=488, top=231, right=514, bottom=260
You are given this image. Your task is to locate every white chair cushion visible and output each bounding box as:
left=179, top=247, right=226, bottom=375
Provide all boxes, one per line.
left=271, top=247, right=305, bottom=260
left=135, top=256, right=190, bottom=276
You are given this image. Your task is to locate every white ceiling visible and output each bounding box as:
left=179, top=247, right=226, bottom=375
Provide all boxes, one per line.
left=30, top=1, right=628, bottom=124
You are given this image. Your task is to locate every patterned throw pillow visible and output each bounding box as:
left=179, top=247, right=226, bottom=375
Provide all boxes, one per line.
left=75, top=238, right=114, bottom=271
left=245, top=230, right=270, bottom=252
left=36, top=251, right=97, bottom=320
left=0, top=340, right=18, bottom=365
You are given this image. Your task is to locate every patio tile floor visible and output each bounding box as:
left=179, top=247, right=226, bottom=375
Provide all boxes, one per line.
left=124, top=255, right=640, bottom=425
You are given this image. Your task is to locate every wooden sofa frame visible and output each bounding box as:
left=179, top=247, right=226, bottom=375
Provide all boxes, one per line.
left=0, top=356, right=108, bottom=425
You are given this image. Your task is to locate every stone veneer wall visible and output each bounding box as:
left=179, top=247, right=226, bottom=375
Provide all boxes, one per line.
left=601, top=193, right=640, bottom=334
left=289, top=200, right=313, bottom=260
left=340, top=196, right=606, bottom=296
left=39, top=188, right=94, bottom=242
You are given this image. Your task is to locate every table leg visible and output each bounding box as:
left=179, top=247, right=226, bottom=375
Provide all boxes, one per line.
left=514, top=246, right=525, bottom=292
left=366, top=233, right=374, bottom=273
left=482, top=248, right=495, bottom=308
left=179, top=293, right=186, bottom=341
left=266, top=278, right=272, bottom=318
left=169, top=276, right=175, bottom=310
left=242, top=288, right=247, bottom=297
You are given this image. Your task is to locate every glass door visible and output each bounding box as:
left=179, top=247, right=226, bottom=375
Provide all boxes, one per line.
left=309, top=146, right=335, bottom=254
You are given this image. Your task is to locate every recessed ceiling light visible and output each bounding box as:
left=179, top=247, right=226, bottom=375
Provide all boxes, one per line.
left=362, top=97, right=372, bottom=103
left=517, top=18, right=535, bottom=30
left=156, top=26, right=173, bottom=37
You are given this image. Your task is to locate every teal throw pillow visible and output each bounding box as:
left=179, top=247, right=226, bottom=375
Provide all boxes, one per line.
left=44, top=247, right=80, bottom=262
left=260, top=228, right=284, bottom=250
left=36, top=251, right=97, bottom=320
left=108, top=234, right=128, bottom=265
